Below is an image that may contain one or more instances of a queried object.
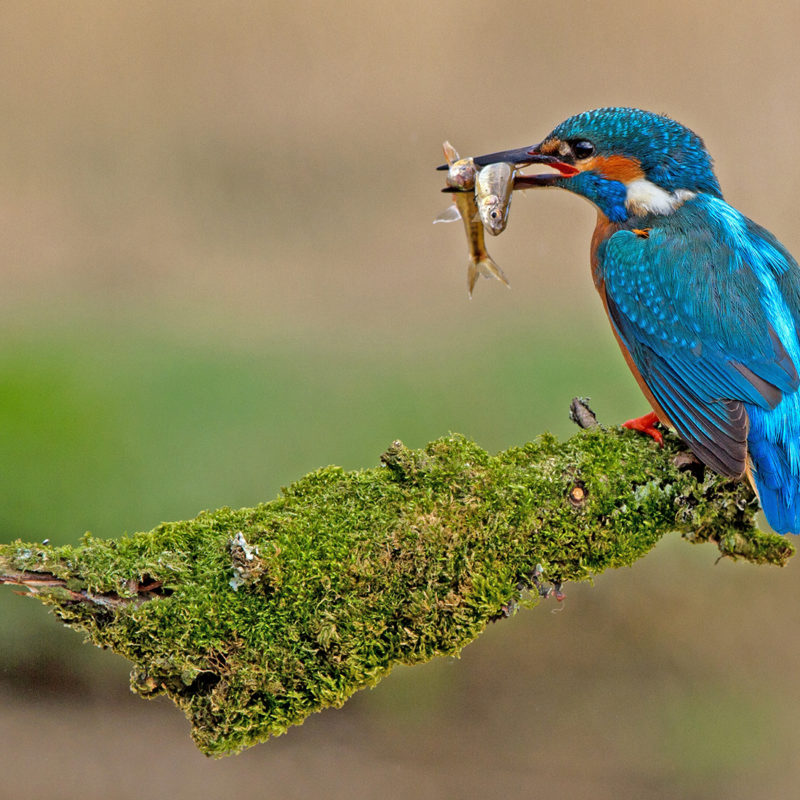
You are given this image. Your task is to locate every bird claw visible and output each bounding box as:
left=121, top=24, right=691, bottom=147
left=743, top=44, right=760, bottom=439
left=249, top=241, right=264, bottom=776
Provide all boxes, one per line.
left=622, top=411, right=663, bottom=446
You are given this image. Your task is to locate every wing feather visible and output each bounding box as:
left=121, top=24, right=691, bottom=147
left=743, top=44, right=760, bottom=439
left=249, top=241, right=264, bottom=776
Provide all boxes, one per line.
left=599, top=196, right=800, bottom=477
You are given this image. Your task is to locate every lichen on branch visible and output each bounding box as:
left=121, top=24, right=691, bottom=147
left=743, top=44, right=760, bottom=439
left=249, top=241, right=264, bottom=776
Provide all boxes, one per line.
left=0, top=406, right=791, bottom=756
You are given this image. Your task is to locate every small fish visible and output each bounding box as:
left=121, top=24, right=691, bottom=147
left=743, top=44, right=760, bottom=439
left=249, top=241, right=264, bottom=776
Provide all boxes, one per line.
left=436, top=141, right=509, bottom=297
left=475, top=162, right=515, bottom=236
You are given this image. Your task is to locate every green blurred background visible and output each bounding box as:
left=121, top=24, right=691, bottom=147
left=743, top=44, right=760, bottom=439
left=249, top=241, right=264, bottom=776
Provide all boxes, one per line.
left=2, top=1, right=800, bottom=797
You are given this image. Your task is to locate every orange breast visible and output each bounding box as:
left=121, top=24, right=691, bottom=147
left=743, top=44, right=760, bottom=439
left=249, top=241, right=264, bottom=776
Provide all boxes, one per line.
left=590, top=211, right=618, bottom=288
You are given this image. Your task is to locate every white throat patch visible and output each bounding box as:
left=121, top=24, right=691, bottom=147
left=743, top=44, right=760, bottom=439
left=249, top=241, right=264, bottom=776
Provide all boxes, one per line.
left=625, top=178, right=695, bottom=216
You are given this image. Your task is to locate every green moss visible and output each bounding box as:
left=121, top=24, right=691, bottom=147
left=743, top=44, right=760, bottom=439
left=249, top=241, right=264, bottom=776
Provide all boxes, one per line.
left=0, top=427, right=791, bottom=756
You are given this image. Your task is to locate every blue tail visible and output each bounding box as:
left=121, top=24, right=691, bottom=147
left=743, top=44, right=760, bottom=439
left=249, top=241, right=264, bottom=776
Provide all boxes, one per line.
left=747, top=402, right=800, bottom=534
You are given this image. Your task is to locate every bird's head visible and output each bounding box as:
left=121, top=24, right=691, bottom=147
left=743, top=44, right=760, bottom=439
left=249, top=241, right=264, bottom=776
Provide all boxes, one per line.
left=471, top=108, right=722, bottom=223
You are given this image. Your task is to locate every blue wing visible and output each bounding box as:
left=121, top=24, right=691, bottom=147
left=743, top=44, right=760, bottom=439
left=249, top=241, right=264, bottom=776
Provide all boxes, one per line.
left=598, top=194, right=800, bottom=477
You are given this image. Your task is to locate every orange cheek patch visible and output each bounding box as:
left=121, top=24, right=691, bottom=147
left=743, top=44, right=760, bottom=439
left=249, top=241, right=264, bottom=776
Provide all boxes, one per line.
left=582, top=154, right=644, bottom=182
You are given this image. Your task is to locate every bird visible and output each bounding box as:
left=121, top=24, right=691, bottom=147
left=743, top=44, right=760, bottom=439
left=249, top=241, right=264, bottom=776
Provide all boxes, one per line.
left=467, top=107, right=800, bottom=534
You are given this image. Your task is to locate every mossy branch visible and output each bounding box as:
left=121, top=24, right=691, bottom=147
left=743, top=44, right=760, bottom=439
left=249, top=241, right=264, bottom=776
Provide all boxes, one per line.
left=0, top=401, right=792, bottom=756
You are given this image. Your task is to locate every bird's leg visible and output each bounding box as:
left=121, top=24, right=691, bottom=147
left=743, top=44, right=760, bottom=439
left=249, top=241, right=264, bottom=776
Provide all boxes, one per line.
left=622, top=411, right=663, bottom=446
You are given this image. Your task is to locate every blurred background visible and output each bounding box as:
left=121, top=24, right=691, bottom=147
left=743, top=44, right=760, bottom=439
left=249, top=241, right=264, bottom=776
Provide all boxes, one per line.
left=2, top=0, right=800, bottom=797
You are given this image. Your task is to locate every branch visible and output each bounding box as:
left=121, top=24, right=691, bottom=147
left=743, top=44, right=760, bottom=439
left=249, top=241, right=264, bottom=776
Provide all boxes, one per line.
left=0, top=401, right=791, bottom=756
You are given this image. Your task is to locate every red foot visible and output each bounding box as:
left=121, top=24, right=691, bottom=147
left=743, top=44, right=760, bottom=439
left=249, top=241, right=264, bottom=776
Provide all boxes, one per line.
left=622, top=411, right=663, bottom=446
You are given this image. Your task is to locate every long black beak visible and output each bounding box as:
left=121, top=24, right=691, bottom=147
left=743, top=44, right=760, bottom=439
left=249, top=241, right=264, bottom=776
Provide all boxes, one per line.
left=436, top=143, right=578, bottom=182
left=436, top=144, right=539, bottom=171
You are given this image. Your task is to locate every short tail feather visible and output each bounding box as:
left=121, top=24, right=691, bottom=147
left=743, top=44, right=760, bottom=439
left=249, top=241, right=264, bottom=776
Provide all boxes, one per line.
left=747, top=403, right=800, bottom=534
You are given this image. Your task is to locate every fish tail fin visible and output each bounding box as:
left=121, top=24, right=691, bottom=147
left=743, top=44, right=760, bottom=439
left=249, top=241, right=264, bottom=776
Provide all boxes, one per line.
left=467, top=256, right=509, bottom=297
left=442, top=141, right=460, bottom=165
left=478, top=255, right=509, bottom=288
left=747, top=403, right=800, bottom=534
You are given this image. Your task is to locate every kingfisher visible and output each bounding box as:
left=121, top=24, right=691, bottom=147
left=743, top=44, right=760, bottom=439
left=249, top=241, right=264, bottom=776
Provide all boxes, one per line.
left=467, top=107, right=800, bottom=534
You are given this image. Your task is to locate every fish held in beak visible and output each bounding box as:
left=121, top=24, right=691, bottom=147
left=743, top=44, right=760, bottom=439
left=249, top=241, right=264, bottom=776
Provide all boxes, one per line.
left=475, top=162, right=514, bottom=236
left=435, top=141, right=509, bottom=296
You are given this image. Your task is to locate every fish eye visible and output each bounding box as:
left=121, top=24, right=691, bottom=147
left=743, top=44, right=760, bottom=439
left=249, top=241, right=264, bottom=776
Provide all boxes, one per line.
left=571, top=140, right=595, bottom=160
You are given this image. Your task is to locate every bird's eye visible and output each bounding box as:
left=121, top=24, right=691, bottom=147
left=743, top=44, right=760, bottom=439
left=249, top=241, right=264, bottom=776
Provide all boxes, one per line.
left=572, top=140, right=595, bottom=160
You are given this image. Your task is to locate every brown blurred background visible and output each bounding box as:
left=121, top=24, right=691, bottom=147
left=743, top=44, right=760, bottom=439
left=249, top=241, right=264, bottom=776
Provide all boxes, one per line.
left=2, top=1, right=800, bottom=797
